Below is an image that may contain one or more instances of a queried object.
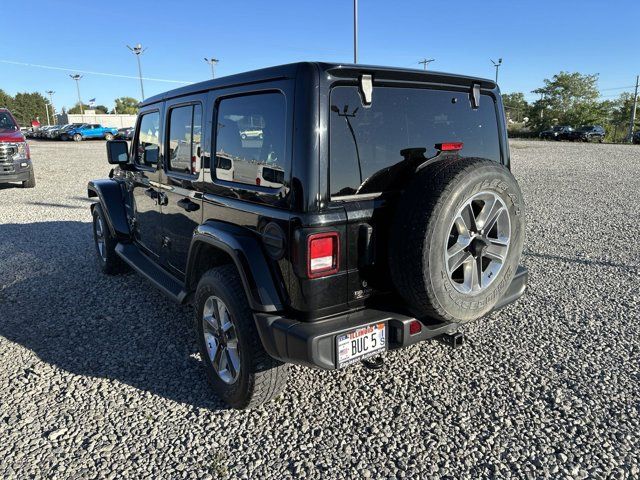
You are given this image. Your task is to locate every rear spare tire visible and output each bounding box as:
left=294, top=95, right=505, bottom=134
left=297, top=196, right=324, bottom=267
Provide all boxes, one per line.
left=389, top=158, right=524, bottom=324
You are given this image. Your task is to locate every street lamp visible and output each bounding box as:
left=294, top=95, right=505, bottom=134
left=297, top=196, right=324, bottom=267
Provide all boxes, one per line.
left=353, top=0, right=358, bottom=63
left=69, top=75, right=83, bottom=114
left=204, top=58, right=219, bottom=79
left=418, top=58, right=435, bottom=70
left=491, top=58, right=503, bottom=84
left=45, top=90, right=55, bottom=125
left=127, top=43, right=147, bottom=100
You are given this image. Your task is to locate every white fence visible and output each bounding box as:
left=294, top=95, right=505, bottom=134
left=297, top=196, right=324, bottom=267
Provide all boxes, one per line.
left=56, top=111, right=137, bottom=128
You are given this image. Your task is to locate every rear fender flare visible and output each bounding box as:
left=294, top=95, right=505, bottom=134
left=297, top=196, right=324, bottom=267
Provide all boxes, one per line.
left=87, top=179, right=131, bottom=240
left=185, top=222, right=284, bottom=313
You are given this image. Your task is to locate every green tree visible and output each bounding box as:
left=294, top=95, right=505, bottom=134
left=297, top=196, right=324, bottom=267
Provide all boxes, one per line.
left=11, top=92, right=51, bottom=126
left=68, top=103, right=91, bottom=114
left=113, top=97, right=139, bottom=114
left=529, top=72, right=604, bottom=129
left=0, top=89, right=14, bottom=110
left=502, top=92, right=530, bottom=123
left=94, top=105, right=109, bottom=114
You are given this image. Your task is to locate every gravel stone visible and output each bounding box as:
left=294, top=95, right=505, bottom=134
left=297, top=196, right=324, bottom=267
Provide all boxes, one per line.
left=0, top=139, right=638, bottom=479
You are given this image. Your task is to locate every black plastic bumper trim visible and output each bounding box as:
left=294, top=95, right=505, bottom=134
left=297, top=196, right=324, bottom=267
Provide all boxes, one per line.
left=254, top=265, right=528, bottom=370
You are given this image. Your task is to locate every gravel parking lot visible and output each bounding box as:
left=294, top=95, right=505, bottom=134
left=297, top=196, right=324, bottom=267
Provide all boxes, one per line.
left=1, top=139, right=638, bottom=479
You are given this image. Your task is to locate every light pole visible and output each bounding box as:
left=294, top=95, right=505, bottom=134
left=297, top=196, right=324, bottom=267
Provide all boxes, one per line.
left=353, top=0, right=358, bottom=63
left=628, top=75, right=639, bottom=143
left=491, top=58, right=503, bottom=84
left=46, top=90, right=55, bottom=125
left=204, top=58, right=219, bottom=79
left=418, top=58, right=435, bottom=70
left=69, top=75, right=84, bottom=114
left=127, top=43, right=147, bottom=100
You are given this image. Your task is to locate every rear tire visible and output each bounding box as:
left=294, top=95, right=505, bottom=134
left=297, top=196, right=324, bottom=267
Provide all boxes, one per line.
left=105, top=133, right=114, bottom=141
left=73, top=133, right=83, bottom=142
left=22, top=170, right=36, bottom=188
left=389, top=158, right=525, bottom=324
left=195, top=265, right=288, bottom=409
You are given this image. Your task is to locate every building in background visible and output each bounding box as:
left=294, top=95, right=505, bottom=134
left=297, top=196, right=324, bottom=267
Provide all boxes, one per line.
left=56, top=110, right=136, bottom=128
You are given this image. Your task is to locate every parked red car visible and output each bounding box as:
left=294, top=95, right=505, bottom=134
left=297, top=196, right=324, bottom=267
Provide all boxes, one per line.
left=0, top=108, right=35, bottom=188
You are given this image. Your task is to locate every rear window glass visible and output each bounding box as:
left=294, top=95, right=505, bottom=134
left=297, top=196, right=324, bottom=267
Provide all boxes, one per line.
left=329, top=86, right=501, bottom=197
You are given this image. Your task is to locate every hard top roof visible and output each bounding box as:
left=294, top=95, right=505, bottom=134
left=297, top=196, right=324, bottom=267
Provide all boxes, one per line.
left=140, top=62, right=496, bottom=107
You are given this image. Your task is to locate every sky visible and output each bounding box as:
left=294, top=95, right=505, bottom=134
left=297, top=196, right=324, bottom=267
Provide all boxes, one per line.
left=2, top=0, right=639, bottom=112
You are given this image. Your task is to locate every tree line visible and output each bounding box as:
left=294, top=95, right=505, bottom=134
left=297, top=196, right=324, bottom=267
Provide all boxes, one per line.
left=503, top=72, right=638, bottom=142
left=0, top=90, right=139, bottom=126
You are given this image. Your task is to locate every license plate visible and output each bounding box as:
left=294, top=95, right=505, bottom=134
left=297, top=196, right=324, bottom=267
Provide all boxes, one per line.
left=336, top=322, right=386, bottom=368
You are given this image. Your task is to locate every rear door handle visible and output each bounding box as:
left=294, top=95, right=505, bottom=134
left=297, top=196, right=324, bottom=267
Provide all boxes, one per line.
left=177, top=198, right=200, bottom=212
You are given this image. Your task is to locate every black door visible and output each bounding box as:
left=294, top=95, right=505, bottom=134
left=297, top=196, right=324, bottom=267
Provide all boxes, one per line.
left=159, top=100, right=204, bottom=275
left=130, top=109, right=163, bottom=257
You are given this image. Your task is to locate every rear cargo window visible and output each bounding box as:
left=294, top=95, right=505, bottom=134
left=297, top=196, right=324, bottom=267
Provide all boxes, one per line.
left=329, top=86, right=501, bottom=198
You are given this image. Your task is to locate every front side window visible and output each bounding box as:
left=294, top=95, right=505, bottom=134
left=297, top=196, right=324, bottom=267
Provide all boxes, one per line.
left=0, top=112, right=18, bottom=131
left=167, top=104, right=202, bottom=174
left=214, top=92, right=286, bottom=188
left=329, top=86, right=501, bottom=197
left=135, top=111, right=160, bottom=166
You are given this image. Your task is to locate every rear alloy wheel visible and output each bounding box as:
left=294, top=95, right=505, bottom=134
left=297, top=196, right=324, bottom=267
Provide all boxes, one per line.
left=105, top=133, right=114, bottom=141
left=202, top=296, right=241, bottom=385
left=195, top=265, right=288, bottom=409
left=73, top=133, right=83, bottom=142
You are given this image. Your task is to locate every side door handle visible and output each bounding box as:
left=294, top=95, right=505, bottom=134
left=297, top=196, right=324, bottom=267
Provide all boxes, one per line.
left=177, top=198, right=200, bottom=212
left=144, top=187, right=158, bottom=200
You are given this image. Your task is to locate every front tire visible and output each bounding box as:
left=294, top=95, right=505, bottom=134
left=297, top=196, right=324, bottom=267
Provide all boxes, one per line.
left=105, top=133, right=114, bottom=141
left=92, top=204, right=128, bottom=275
left=195, top=265, right=288, bottom=409
left=73, top=133, right=83, bottom=142
left=22, top=170, right=36, bottom=188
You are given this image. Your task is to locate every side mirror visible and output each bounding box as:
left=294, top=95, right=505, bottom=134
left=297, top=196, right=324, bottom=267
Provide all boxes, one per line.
left=106, top=140, right=129, bottom=165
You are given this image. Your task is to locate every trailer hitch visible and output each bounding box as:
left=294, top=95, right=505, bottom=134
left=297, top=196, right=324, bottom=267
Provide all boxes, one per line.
left=436, top=331, right=465, bottom=349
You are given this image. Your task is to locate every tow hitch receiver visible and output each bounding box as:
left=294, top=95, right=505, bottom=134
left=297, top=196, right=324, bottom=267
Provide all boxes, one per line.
left=362, top=356, right=385, bottom=370
left=436, top=331, right=465, bottom=349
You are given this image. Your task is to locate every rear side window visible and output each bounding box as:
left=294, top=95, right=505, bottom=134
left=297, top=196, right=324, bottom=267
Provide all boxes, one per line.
left=134, top=111, right=160, bottom=166
left=214, top=92, right=286, bottom=188
left=167, top=104, right=202, bottom=174
left=329, top=86, right=501, bottom=197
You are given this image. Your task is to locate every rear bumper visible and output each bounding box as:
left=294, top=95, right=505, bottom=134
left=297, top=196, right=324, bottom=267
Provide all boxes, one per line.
left=255, top=265, right=528, bottom=370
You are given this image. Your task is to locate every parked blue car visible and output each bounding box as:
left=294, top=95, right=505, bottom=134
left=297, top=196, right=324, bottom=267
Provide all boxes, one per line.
left=61, top=124, right=118, bottom=142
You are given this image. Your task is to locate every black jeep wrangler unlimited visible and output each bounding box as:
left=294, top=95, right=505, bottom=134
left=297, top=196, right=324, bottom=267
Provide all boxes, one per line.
left=89, top=62, right=527, bottom=409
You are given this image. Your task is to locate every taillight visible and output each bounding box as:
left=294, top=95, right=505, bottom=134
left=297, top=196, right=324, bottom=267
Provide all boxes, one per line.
left=435, top=142, right=464, bottom=152
left=409, top=320, right=422, bottom=335
left=307, top=232, right=339, bottom=278
left=256, top=177, right=261, bottom=186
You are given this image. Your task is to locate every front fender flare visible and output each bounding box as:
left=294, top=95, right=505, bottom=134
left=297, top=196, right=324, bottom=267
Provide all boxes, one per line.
left=87, top=179, right=130, bottom=240
left=186, top=222, right=284, bottom=313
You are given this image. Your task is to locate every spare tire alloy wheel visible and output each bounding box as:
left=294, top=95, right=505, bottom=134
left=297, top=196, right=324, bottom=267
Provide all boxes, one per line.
left=202, top=296, right=241, bottom=384
left=389, top=158, right=524, bottom=324
left=445, top=191, right=511, bottom=294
